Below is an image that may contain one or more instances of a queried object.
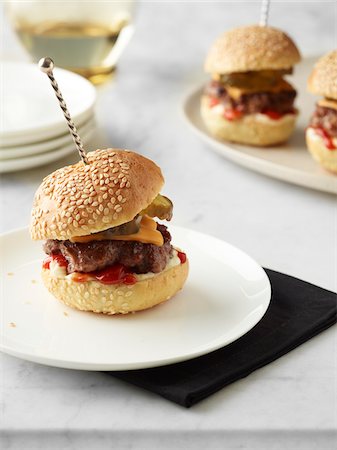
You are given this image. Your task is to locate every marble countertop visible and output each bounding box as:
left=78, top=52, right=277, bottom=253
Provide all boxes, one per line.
left=1, top=2, right=336, bottom=449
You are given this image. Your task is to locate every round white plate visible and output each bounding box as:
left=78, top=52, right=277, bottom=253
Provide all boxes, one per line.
left=0, top=226, right=271, bottom=371
left=1, top=62, right=96, bottom=146
left=0, top=125, right=95, bottom=173
left=0, top=116, right=95, bottom=160
left=183, top=56, right=337, bottom=195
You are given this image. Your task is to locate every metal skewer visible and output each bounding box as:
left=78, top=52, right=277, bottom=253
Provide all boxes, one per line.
left=259, top=0, right=270, bottom=27
left=38, top=57, right=89, bottom=165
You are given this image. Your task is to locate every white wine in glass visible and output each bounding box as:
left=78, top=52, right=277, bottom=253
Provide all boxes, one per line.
left=6, top=1, right=136, bottom=84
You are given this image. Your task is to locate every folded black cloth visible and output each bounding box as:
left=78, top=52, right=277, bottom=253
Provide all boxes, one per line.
left=110, top=269, right=336, bottom=407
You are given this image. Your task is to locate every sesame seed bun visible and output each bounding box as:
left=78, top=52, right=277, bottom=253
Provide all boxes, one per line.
left=306, top=127, right=337, bottom=173
left=201, top=96, right=297, bottom=146
left=41, top=258, right=189, bottom=314
left=205, top=25, right=301, bottom=74
left=307, top=51, right=337, bottom=100
left=30, top=149, right=164, bottom=241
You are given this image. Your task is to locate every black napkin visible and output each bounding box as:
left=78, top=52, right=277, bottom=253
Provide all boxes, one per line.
left=110, top=269, right=336, bottom=407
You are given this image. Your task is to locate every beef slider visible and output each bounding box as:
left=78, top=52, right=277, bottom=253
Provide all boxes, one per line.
left=44, top=224, right=173, bottom=274
left=205, top=80, right=296, bottom=115
left=309, top=105, right=337, bottom=137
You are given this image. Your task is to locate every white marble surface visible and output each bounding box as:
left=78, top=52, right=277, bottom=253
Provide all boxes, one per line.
left=1, top=2, right=336, bottom=449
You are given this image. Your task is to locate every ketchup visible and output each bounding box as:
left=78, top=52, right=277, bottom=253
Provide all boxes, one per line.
left=209, top=97, right=220, bottom=108
left=223, top=109, right=243, bottom=121
left=262, top=110, right=283, bottom=120
left=71, top=273, right=90, bottom=283
left=261, top=109, right=295, bottom=120
left=313, top=127, right=336, bottom=150
left=177, top=251, right=187, bottom=264
left=93, top=264, right=137, bottom=285
left=43, top=255, right=137, bottom=285
left=42, top=254, right=68, bottom=270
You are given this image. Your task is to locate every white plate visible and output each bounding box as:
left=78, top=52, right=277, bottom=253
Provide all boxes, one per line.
left=183, top=57, right=337, bottom=195
left=0, top=226, right=271, bottom=371
left=1, top=62, right=96, bottom=146
left=0, top=125, right=95, bottom=173
left=0, top=116, right=95, bottom=160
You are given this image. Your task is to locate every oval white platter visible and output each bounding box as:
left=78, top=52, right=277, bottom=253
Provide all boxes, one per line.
left=1, top=62, right=96, bottom=146
left=0, top=226, right=271, bottom=371
left=183, top=57, right=337, bottom=195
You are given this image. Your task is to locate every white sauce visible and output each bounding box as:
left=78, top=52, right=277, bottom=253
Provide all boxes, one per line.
left=49, top=259, right=67, bottom=278
left=48, top=249, right=181, bottom=283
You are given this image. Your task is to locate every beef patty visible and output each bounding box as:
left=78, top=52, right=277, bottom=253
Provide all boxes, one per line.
left=205, top=80, right=296, bottom=115
left=309, top=105, right=337, bottom=137
left=44, top=224, right=173, bottom=274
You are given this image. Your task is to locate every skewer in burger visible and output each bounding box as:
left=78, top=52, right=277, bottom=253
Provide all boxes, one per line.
left=30, top=148, right=189, bottom=314
left=201, top=25, right=301, bottom=146
left=306, top=50, right=337, bottom=174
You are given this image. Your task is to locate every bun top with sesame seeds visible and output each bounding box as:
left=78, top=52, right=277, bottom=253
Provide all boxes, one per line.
left=205, top=25, right=301, bottom=74
left=30, top=149, right=164, bottom=241
left=307, top=50, right=337, bottom=100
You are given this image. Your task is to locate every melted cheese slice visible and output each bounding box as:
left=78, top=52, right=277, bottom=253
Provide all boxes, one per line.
left=318, top=98, right=337, bottom=111
left=70, top=215, right=164, bottom=246
left=225, top=79, right=294, bottom=100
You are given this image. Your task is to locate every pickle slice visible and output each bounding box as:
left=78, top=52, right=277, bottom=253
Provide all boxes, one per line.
left=141, top=194, right=173, bottom=221
left=219, top=69, right=293, bottom=90
left=105, top=218, right=141, bottom=236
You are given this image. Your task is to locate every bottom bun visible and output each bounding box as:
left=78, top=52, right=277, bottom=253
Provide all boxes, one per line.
left=41, top=259, right=189, bottom=314
left=200, top=96, right=297, bottom=146
left=306, top=128, right=337, bottom=173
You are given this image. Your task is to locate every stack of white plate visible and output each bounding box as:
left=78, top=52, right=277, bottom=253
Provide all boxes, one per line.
left=0, top=62, right=96, bottom=173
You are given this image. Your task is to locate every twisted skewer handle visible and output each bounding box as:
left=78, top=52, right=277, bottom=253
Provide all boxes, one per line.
left=259, top=0, right=270, bottom=27
left=39, top=57, right=89, bottom=165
